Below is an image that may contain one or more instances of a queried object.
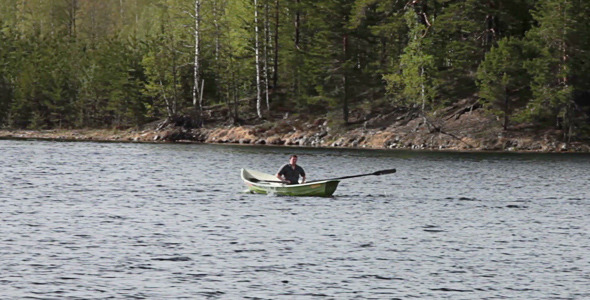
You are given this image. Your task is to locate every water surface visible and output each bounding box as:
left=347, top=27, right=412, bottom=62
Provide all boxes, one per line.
left=1, top=140, right=589, bottom=299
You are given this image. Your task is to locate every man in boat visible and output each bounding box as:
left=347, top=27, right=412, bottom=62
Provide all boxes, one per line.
left=276, top=155, right=306, bottom=184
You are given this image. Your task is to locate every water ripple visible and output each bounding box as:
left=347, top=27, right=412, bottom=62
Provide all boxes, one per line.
left=1, top=140, right=589, bottom=299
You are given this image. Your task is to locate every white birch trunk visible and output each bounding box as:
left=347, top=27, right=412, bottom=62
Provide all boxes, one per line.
left=264, top=0, right=270, bottom=111
left=273, top=0, right=279, bottom=88
left=159, top=80, right=173, bottom=118
left=119, top=0, right=124, bottom=26
left=561, top=0, right=571, bottom=142
left=421, top=66, right=426, bottom=111
left=255, top=0, right=262, bottom=118
left=213, top=0, right=220, bottom=62
left=561, top=0, right=568, bottom=87
left=193, top=0, right=202, bottom=111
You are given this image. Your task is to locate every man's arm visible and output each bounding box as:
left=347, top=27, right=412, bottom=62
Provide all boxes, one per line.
left=279, top=176, right=291, bottom=183
left=300, top=167, right=306, bottom=184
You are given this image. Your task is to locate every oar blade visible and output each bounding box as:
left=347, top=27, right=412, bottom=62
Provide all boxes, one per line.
left=373, top=168, right=396, bottom=176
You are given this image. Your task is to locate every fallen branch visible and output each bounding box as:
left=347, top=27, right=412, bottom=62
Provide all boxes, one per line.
left=419, top=111, right=476, bottom=148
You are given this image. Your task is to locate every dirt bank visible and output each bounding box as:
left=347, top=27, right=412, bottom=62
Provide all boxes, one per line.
left=2, top=100, right=589, bottom=152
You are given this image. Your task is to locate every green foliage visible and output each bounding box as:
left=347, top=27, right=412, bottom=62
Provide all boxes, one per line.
left=0, top=23, right=16, bottom=126
left=517, top=0, right=590, bottom=130
left=477, top=37, right=532, bottom=128
left=10, top=36, right=75, bottom=128
left=384, top=10, right=438, bottom=110
left=0, top=0, right=587, bottom=139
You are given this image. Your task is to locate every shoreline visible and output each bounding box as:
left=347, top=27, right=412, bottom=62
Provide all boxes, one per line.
left=4, top=98, right=590, bottom=153
left=2, top=126, right=589, bottom=153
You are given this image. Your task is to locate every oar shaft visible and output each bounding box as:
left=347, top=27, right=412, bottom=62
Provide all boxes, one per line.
left=250, top=178, right=285, bottom=184
left=308, top=168, right=396, bottom=183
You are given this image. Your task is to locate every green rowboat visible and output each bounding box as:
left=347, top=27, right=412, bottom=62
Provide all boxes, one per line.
left=241, top=168, right=340, bottom=197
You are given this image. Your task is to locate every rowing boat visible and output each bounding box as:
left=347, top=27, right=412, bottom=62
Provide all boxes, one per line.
left=241, top=168, right=340, bottom=197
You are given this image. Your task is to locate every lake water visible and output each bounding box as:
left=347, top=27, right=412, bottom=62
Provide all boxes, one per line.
left=1, top=139, right=588, bottom=299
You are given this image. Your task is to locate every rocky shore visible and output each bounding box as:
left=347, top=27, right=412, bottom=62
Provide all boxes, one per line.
left=2, top=102, right=589, bottom=152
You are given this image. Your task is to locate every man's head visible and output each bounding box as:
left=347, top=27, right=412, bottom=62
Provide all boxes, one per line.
left=289, top=155, right=298, bottom=165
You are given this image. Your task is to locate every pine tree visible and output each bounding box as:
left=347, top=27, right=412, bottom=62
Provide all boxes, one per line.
left=521, top=0, right=590, bottom=141
left=0, top=21, right=17, bottom=125
left=477, top=37, right=531, bottom=130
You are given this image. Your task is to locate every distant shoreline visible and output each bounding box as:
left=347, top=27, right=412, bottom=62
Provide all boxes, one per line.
left=2, top=126, right=589, bottom=153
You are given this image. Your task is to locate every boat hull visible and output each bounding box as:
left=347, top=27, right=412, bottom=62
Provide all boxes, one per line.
left=241, top=169, right=340, bottom=197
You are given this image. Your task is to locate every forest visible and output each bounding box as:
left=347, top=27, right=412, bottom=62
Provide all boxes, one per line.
left=1, top=0, right=589, bottom=141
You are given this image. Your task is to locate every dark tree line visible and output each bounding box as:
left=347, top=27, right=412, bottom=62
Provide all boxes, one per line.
left=1, top=0, right=589, bottom=140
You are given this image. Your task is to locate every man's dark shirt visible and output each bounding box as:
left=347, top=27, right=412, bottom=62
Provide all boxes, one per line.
left=278, top=164, right=305, bottom=184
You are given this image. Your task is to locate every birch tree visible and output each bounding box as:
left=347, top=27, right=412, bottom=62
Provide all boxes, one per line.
left=254, top=0, right=263, bottom=118
left=142, top=4, right=183, bottom=120
left=263, top=0, right=271, bottom=110
left=383, top=9, right=437, bottom=110
left=273, top=0, right=279, bottom=89
left=192, top=0, right=203, bottom=114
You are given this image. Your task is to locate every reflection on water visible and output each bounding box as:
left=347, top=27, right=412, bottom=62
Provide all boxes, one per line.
left=1, top=140, right=589, bottom=299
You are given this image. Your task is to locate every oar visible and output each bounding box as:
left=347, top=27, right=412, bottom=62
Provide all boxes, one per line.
left=307, top=168, right=396, bottom=183
left=248, top=178, right=286, bottom=184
